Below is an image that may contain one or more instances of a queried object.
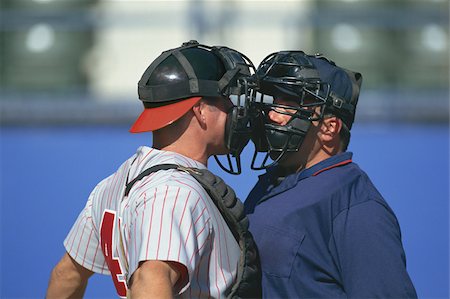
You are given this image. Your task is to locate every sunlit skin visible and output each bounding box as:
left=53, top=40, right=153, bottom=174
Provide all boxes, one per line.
left=153, top=96, right=233, bottom=166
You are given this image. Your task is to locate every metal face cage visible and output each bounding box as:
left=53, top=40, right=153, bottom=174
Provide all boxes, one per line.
left=211, top=46, right=256, bottom=175
left=247, top=51, right=331, bottom=170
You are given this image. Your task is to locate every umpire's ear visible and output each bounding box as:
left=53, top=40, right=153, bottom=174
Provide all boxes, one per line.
left=319, top=116, right=342, bottom=142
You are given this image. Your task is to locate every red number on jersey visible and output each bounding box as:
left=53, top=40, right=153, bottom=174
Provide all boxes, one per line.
left=100, top=210, right=128, bottom=298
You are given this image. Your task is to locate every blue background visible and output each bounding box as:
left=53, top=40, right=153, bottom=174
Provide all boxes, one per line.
left=1, top=123, right=449, bottom=298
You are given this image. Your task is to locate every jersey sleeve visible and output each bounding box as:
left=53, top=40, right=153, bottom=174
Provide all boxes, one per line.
left=331, top=199, right=417, bottom=298
left=126, top=182, right=212, bottom=291
left=63, top=187, right=109, bottom=274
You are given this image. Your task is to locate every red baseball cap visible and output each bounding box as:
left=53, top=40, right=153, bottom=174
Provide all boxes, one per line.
left=129, top=97, right=202, bottom=133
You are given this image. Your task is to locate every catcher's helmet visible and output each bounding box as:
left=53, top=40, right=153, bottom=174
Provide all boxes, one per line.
left=130, top=40, right=255, bottom=174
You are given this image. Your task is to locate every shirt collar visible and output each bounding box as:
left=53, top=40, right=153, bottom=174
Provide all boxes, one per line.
left=256, top=152, right=353, bottom=204
left=295, top=151, right=353, bottom=181
left=134, top=146, right=207, bottom=172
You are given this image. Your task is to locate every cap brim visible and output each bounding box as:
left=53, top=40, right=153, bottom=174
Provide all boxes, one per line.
left=130, top=97, right=202, bottom=133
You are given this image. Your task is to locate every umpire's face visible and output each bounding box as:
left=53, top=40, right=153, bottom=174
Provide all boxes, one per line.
left=266, top=97, right=323, bottom=172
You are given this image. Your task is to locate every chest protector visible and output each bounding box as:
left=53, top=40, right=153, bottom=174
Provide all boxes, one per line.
left=124, top=164, right=262, bottom=299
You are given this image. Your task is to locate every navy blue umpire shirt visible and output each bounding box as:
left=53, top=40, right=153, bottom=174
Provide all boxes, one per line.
left=244, top=152, right=417, bottom=298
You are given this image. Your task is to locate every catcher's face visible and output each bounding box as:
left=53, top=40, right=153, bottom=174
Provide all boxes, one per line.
left=203, top=97, right=234, bottom=155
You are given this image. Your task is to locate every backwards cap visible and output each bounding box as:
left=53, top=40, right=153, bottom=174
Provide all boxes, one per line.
left=309, top=55, right=363, bottom=129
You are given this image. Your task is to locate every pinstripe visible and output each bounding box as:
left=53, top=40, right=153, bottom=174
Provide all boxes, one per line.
left=167, top=187, right=181, bottom=259
left=189, top=217, right=211, bottom=264
left=74, top=224, right=86, bottom=260
left=118, top=217, right=128, bottom=269
left=63, top=146, right=240, bottom=297
left=101, top=258, right=107, bottom=274
left=174, top=177, right=232, bottom=294
left=134, top=210, right=138, bottom=264
left=65, top=215, right=80, bottom=250
left=68, top=215, right=87, bottom=254
left=177, top=155, right=191, bottom=167
left=127, top=222, right=132, bottom=256
left=194, top=207, right=208, bottom=226
left=140, top=191, right=147, bottom=253
left=75, top=216, right=91, bottom=260
left=195, top=235, right=210, bottom=298
left=176, top=178, right=229, bottom=285
left=156, top=186, right=170, bottom=259
left=137, top=148, right=153, bottom=165
left=144, top=188, right=157, bottom=260
left=183, top=196, right=201, bottom=246
left=195, top=218, right=210, bottom=238
left=65, top=226, right=77, bottom=251
left=214, top=238, right=221, bottom=298
left=177, top=191, right=191, bottom=261
left=91, top=242, right=100, bottom=271
left=134, top=173, right=156, bottom=196
left=98, top=182, right=109, bottom=222
left=82, top=227, right=94, bottom=267
left=206, top=234, right=213, bottom=299
left=190, top=214, right=209, bottom=264
left=108, top=172, right=120, bottom=207
left=122, top=223, right=129, bottom=259
left=175, top=177, right=229, bottom=297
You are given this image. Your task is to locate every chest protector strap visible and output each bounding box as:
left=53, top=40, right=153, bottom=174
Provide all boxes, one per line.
left=125, top=164, right=261, bottom=299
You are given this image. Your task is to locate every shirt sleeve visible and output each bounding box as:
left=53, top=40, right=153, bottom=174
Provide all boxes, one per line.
left=332, top=199, right=417, bottom=298
left=64, top=188, right=109, bottom=274
left=126, top=183, right=212, bottom=291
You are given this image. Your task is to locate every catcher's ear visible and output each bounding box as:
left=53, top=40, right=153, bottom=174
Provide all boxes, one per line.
left=192, top=100, right=207, bottom=128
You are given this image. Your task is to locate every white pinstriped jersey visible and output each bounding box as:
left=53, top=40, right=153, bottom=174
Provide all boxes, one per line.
left=64, top=146, right=240, bottom=298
